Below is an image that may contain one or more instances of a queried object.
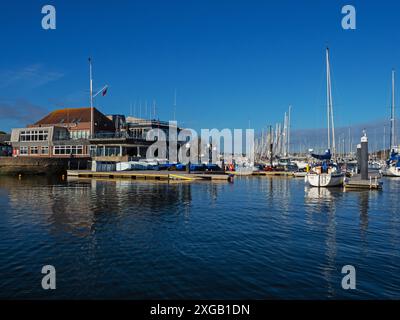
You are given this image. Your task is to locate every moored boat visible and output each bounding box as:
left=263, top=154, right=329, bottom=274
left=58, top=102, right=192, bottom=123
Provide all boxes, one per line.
left=382, top=70, right=400, bottom=177
left=382, top=150, right=400, bottom=177
left=305, top=48, right=344, bottom=188
left=305, top=168, right=344, bottom=187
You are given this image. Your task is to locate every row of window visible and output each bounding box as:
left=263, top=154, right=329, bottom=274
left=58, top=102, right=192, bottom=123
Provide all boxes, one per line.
left=19, top=145, right=85, bottom=155
left=20, top=130, right=49, bottom=142
left=20, top=130, right=91, bottom=142
left=20, top=146, right=48, bottom=155
left=70, top=130, right=90, bottom=140
left=53, top=145, right=84, bottom=155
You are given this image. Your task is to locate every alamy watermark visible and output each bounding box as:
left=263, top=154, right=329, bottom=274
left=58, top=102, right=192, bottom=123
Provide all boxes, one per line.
left=144, top=123, right=255, bottom=165
left=41, top=265, right=56, bottom=290
left=341, top=265, right=356, bottom=290
left=41, top=5, right=56, bottom=30
left=341, top=5, right=356, bottom=30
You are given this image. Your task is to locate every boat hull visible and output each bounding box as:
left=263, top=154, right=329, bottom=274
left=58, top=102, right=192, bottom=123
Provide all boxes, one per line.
left=305, top=172, right=344, bottom=187
left=293, top=171, right=307, bottom=178
left=382, top=166, right=400, bottom=177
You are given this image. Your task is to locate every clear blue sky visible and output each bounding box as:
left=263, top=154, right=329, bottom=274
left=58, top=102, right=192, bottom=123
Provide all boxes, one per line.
left=0, top=0, right=399, bottom=133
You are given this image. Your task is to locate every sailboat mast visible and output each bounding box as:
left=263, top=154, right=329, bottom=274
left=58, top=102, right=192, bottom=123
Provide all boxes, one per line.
left=330, top=68, right=336, bottom=156
left=326, top=47, right=336, bottom=156
left=89, top=57, right=94, bottom=137
left=390, top=69, right=396, bottom=150
left=288, top=105, right=291, bottom=156
left=283, top=112, right=287, bottom=156
left=326, top=48, right=331, bottom=151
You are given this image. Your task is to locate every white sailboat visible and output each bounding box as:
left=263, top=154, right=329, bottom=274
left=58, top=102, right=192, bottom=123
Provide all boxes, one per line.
left=382, top=69, right=400, bottom=177
left=305, top=48, right=345, bottom=187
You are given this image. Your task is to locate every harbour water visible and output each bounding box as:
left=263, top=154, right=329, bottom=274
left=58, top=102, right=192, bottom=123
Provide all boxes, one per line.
left=0, top=176, right=399, bottom=299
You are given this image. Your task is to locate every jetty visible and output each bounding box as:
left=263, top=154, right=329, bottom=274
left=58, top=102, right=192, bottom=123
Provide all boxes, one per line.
left=344, top=174, right=383, bottom=190
left=251, top=171, right=294, bottom=177
left=67, top=170, right=233, bottom=182
left=344, top=132, right=383, bottom=190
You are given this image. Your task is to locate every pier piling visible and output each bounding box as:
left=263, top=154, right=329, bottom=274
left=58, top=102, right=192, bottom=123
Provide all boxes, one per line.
left=361, top=132, right=368, bottom=180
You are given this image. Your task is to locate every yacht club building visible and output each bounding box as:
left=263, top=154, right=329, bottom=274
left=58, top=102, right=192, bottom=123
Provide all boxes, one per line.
left=10, top=107, right=181, bottom=160
left=10, top=107, right=115, bottom=157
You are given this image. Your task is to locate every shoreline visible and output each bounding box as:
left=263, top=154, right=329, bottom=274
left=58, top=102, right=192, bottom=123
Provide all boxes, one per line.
left=0, top=156, right=90, bottom=176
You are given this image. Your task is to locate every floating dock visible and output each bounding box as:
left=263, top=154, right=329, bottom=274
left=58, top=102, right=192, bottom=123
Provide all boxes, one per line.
left=252, top=171, right=294, bottom=177
left=344, top=174, right=383, bottom=190
left=67, top=170, right=233, bottom=182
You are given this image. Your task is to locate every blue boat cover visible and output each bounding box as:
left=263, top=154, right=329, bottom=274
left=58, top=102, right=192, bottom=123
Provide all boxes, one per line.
left=311, top=149, right=332, bottom=161
left=387, top=151, right=400, bottom=165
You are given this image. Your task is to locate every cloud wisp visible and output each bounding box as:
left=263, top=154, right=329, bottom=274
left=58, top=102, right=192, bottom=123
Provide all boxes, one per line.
left=0, top=64, right=64, bottom=89
left=0, top=99, right=49, bottom=127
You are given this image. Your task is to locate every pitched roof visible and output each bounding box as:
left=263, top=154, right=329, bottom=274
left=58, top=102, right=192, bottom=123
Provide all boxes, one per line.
left=34, top=107, right=94, bottom=125
left=32, top=107, right=116, bottom=132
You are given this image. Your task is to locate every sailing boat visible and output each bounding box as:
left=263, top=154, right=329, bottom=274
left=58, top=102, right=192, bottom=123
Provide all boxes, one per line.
left=383, top=69, right=400, bottom=177
left=305, top=48, right=345, bottom=187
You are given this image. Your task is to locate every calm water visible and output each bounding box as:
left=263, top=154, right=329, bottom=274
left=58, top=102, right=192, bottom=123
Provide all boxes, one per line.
left=0, top=175, right=399, bottom=299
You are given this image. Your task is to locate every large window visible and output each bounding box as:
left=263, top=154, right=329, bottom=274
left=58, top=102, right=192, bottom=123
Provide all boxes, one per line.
left=70, top=130, right=89, bottom=140
left=20, top=130, right=48, bottom=142
left=53, top=145, right=84, bottom=155
left=20, top=146, right=28, bottom=155
left=30, top=146, right=38, bottom=154
left=41, top=146, right=49, bottom=155
left=54, top=130, right=69, bottom=140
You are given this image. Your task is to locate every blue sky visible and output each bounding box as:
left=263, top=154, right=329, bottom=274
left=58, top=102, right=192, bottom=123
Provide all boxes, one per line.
left=0, top=0, right=399, bottom=134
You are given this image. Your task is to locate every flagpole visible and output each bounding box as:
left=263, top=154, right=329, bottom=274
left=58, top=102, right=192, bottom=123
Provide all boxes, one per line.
left=89, top=57, right=94, bottom=137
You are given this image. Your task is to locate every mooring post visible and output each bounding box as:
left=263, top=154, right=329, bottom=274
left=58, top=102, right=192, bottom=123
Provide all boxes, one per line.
left=361, top=132, right=369, bottom=180
left=356, top=143, right=362, bottom=174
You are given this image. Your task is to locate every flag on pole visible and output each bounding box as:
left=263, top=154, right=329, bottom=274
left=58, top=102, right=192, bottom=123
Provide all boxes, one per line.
left=93, top=85, right=109, bottom=98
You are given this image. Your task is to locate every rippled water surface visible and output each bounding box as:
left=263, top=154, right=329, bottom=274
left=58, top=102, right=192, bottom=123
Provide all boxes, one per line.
left=0, top=175, right=399, bottom=299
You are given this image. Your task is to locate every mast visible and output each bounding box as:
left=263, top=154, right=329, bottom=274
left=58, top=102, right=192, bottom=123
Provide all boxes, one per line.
left=326, top=47, right=336, bottom=156
left=287, top=105, right=291, bottom=156
left=283, top=112, right=287, bottom=156
left=390, top=69, right=396, bottom=150
left=89, top=58, right=94, bottom=137
left=269, top=125, right=273, bottom=167
left=326, top=48, right=331, bottom=151
left=383, top=125, right=386, bottom=160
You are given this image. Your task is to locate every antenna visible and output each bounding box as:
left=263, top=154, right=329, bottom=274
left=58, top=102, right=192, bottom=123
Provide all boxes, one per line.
left=173, top=88, right=177, bottom=121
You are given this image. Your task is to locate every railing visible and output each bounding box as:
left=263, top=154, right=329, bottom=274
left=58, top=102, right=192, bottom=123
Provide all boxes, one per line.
left=89, top=132, right=147, bottom=140
left=127, top=119, right=175, bottom=127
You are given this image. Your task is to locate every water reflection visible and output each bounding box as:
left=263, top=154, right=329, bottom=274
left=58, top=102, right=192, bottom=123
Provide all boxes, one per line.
left=303, top=187, right=342, bottom=297
left=0, top=176, right=194, bottom=237
left=0, top=176, right=399, bottom=299
left=356, top=190, right=370, bottom=237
